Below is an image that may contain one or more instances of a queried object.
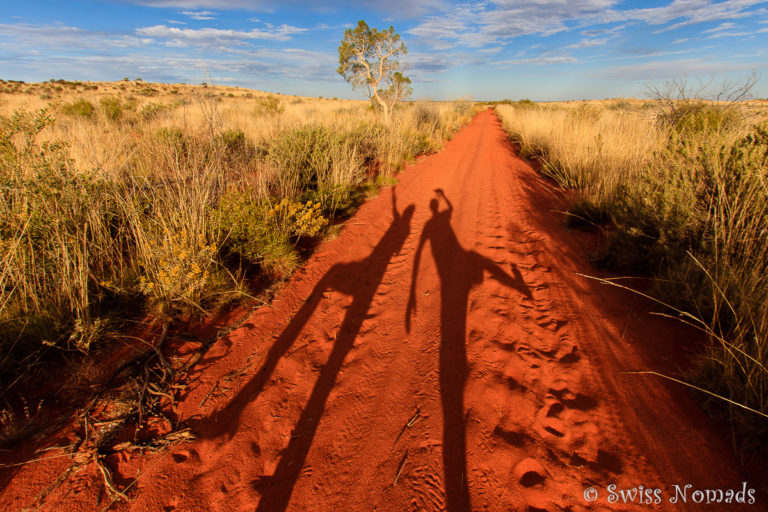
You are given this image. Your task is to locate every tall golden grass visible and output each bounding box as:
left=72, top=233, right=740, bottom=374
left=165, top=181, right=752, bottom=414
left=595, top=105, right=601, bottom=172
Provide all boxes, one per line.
left=0, top=80, right=476, bottom=383
left=496, top=98, right=768, bottom=451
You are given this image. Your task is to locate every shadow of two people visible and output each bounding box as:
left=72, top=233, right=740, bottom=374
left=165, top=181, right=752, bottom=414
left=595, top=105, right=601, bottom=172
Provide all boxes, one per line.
left=202, top=187, right=529, bottom=512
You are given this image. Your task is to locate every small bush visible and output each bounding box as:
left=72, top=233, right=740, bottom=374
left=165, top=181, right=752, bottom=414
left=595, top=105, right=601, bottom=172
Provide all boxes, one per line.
left=61, top=98, right=95, bottom=118
left=607, top=99, right=632, bottom=110
left=254, top=95, right=284, bottom=116
left=137, top=86, right=159, bottom=97
left=658, top=102, right=742, bottom=134
left=452, top=99, right=473, bottom=116
left=265, top=126, right=365, bottom=216
left=154, top=127, right=187, bottom=151
left=414, top=103, right=440, bottom=128
left=0, top=108, right=120, bottom=353
left=212, top=191, right=327, bottom=277
left=135, top=225, right=223, bottom=318
left=216, top=129, right=256, bottom=166
left=217, top=129, right=247, bottom=152
left=100, top=96, right=124, bottom=121
left=141, top=101, right=171, bottom=120
left=411, top=132, right=442, bottom=156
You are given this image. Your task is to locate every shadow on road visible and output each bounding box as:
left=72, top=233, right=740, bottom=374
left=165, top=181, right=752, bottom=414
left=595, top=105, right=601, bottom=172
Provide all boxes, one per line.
left=195, top=189, right=414, bottom=511
left=407, top=189, right=531, bottom=512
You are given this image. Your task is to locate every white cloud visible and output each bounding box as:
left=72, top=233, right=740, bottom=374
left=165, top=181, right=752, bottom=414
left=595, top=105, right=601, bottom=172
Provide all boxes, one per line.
left=605, top=0, right=767, bottom=33
left=408, top=0, right=765, bottom=51
left=4, top=44, right=342, bottom=85
left=135, top=23, right=307, bottom=45
left=601, top=57, right=760, bottom=79
left=497, top=55, right=578, bottom=66
left=476, top=46, right=503, bottom=53
left=314, top=22, right=354, bottom=31
left=566, top=37, right=610, bottom=48
left=119, top=0, right=443, bottom=18
left=706, top=30, right=751, bottom=37
left=0, top=23, right=152, bottom=50
left=181, top=10, right=217, bottom=20
left=703, top=21, right=736, bottom=32
left=581, top=24, right=626, bottom=36
left=124, top=0, right=262, bottom=8
left=407, top=1, right=598, bottom=49
left=404, top=51, right=456, bottom=73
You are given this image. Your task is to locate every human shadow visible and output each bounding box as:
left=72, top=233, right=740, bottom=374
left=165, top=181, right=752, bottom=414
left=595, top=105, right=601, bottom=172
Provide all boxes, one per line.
left=207, top=190, right=415, bottom=511
left=406, top=189, right=531, bottom=512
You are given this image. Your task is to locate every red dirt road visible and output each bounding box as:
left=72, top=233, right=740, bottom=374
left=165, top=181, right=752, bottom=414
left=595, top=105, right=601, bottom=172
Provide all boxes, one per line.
left=2, top=110, right=764, bottom=511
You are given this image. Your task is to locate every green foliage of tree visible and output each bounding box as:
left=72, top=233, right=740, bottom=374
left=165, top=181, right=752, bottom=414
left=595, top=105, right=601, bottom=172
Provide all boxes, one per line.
left=338, top=20, right=412, bottom=123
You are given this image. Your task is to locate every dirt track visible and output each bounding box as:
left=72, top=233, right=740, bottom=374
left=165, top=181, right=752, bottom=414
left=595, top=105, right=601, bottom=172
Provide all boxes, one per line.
left=2, top=110, right=765, bottom=511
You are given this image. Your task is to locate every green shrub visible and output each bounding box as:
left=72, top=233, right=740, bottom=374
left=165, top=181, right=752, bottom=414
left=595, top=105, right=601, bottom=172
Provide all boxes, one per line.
left=452, top=99, right=472, bottom=116
left=216, top=129, right=256, bottom=166
left=657, top=102, right=741, bottom=134
left=411, top=132, right=441, bottom=156
left=154, top=127, right=186, bottom=150
left=100, top=96, right=124, bottom=121
left=137, top=86, right=159, bottom=97
left=254, top=95, right=284, bottom=116
left=591, top=121, right=768, bottom=447
left=212, top=191, right=327, bottom=277
left=61, top=98, right=95, bottom=118
left=265, top=126, right=365, bottom=216
left=134, top=224, right=223, bottom=318
left=140, top=101, right=171, bottom=120
left=217, top=129, right=247, bottom=152
left=414, top=103, right=440, bottom=128
left=0, top=108, right=121, bottom=354
left=607, top=99, right=632, bottom=110
left=568, top=104, right=602, bottom=122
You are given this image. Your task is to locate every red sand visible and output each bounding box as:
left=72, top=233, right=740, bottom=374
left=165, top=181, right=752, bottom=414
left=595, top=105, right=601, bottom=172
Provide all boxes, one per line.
left=1, top=110, right=765, bottom=511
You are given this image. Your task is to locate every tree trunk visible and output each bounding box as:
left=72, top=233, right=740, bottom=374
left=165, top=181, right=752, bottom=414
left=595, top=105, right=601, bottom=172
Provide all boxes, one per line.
left=371, top=90, right=390, bottom=124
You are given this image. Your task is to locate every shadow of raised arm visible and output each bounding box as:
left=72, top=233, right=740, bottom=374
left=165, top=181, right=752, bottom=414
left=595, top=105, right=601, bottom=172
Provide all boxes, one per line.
left=391, top=186, right=400, bottom=220
left=435, top=188, right=452, bottom=213
left=479, top=255, right=532, bottom=299
left=406, top=226, right=429, bottom=333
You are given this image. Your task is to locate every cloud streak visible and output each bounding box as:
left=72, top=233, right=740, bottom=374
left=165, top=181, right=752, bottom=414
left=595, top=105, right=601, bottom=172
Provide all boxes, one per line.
left=601, top=57, right=761, bottom=79
left=119, top=0, right=443, bottom=18
left=135, top=23, right=307, bottom=45
left=607, top=0, right=768, bottom=32
left=181, top=10, right=217, bottom=20
left=407, top=0, right=767, bottom=50
left=0, top=23, right=152, bottom=50
left=496, top=55, right=578, bottom=66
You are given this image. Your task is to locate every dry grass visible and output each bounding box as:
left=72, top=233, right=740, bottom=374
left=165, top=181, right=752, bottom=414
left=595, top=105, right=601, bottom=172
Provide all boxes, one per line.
left=496, top=102, right=659, bottom=193
left=496, top=98, right=768, bottom=454
left=0, top=79, right=476, bottom=403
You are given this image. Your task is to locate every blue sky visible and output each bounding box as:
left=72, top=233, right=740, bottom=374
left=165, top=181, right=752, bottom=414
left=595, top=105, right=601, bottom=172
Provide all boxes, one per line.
left=1, top=0, right=767, bottom=100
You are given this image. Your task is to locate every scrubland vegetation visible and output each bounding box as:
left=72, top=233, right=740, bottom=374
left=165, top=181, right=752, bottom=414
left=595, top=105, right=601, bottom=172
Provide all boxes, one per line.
left=0, top=79, right=476, bottom=407
left=496, top=94, right=768, bottom=451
